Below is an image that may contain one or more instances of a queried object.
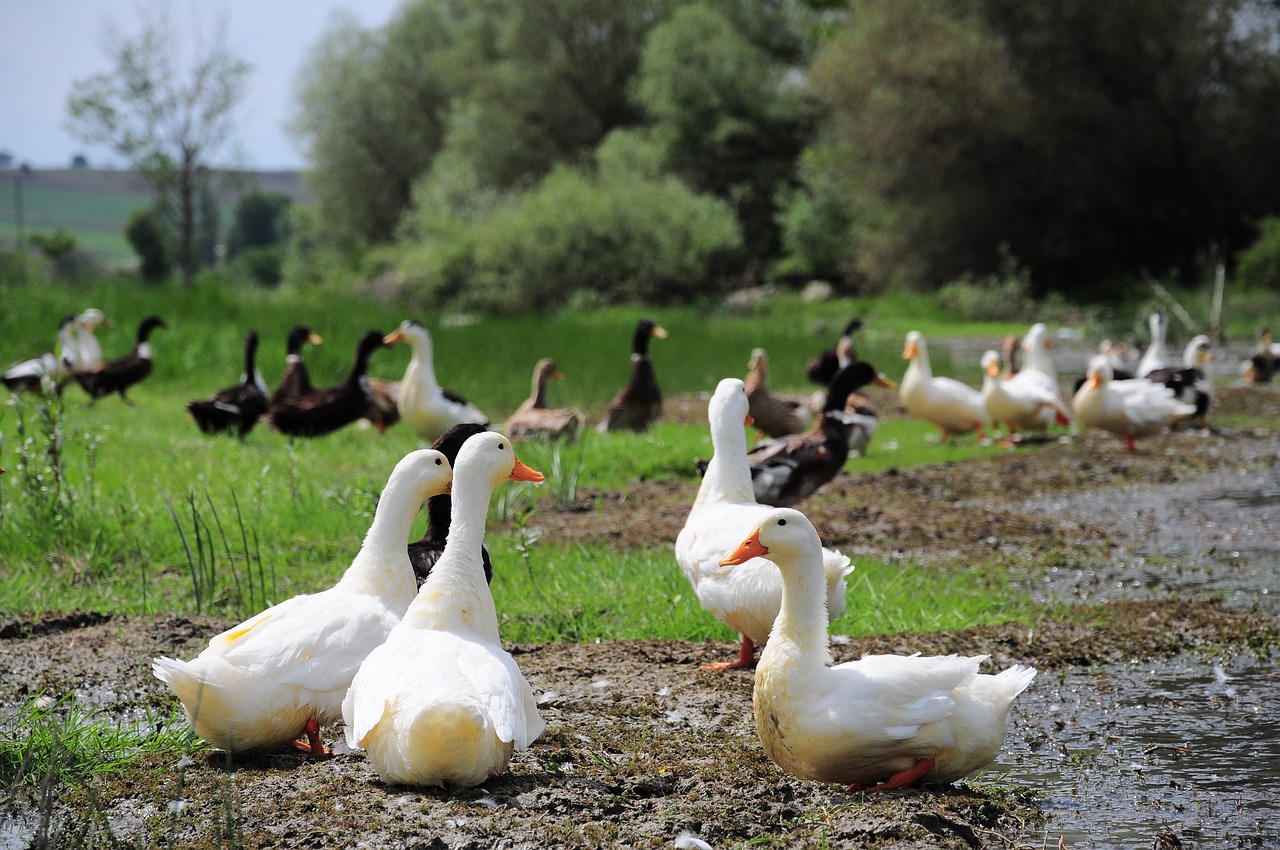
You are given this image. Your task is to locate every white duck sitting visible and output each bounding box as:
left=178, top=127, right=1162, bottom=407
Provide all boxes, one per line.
left=1072, top=355, right=1197, bottom=453
left=675, top=378, right=853, bottom=671
left=385, top=320, right=489, bottom=442
left=899, top=331, right=988, bottom=441
left=1144, top=334, right=1213, bottom=424
left=721, top=507, right=1036, bottom=791
left=152, top=448, right=454, bottom=755
left=343, top=431, right=545, bottom=788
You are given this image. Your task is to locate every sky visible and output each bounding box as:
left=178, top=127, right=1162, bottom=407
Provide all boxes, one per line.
left=2, top=0, right=406, bottom=171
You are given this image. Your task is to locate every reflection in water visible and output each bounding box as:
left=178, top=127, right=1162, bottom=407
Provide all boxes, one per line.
left=992, top=653, right=1280, bottom=848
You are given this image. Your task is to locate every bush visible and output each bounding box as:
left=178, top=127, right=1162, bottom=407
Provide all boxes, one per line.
left=226, top=191, right=292, bottom=259
left=235, top=246, right=284, bottom=287
left=936, top=248, right=1037, bottom=321
left=1237, top=218, right=1280, bottom=290
left=124, top=205, right=175, bottom=282
left=398, top=148, right=742, bottom=312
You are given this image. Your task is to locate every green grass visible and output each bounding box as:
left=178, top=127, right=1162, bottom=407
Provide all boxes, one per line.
left=0, top=178, right=149, bottom=261
left=0, top=276, right=1065, bottom=638
left=0, top=694, right=201, bottom=790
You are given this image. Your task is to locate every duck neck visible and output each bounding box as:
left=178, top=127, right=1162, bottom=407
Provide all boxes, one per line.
left=338, top=472, right=420, bottom=601
left=696, top=417, right=756, bottom=507
left=530, top=373, right=549, bottom=409
left=403, top=471, right=501, bottom=642
left=407, top=339, right=440, bottom=392
left=767, top=554, right=833, bottom=668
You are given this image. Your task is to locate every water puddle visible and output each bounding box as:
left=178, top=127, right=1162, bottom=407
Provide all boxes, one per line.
left=994, top=652, right=1279, bottom=848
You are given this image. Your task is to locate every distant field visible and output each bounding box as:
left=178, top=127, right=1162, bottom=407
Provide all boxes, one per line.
left=0, top=168, right=307, bottom=262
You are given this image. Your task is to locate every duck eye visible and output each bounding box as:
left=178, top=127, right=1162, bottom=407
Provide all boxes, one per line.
left=777, top=518, right=787, bottom=527
left=435, top=458, right=443, bottom=466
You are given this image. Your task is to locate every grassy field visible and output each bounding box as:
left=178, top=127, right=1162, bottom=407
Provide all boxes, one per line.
left=0, top=169, right=307, bottom=262
left=0, top=279, right=1046, bottom=645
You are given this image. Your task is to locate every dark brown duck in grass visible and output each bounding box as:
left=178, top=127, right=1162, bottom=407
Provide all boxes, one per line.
left=187, top=330, right=270, bottom=438
left=805, top=316, right=863, bottom=387
left=744, top=347, right=814, bottom=439
left=65, top=315, right=167, bottom=403
left=599, top=317, right=667, bottom=433
left=271, top=325, right=323, bottom=406
left=264, top=330, right=387, bottom=437
left=744, top=361, right=895, bottom=507
left=407, top=423, right=493, bottom=587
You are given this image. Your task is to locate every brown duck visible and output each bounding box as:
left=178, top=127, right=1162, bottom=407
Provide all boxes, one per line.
left=406, top=423, right=493, bottom=587
left=599, top=317, right=667, bottom=433
left=265, top=330, right=387, bottom=437
left=65, top=315, right=167, bottom=403
left=506, top=358, right=584, bottom=441
left=187, top=330, right=270, bottom=438
left=744, top=347, right=814, bottom=439
left=271, top=325, right=323, bottom=406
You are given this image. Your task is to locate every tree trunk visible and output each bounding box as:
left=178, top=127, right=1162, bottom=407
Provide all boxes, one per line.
left=180, top=151, right=195, bottom=285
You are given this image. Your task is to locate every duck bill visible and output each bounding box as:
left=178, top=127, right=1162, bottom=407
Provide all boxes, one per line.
left=383, top=331, right=403, bottom=345
left=985, top=362, right=1001, bottom=378
left=902, top=343, right=917, bottom=360
left=744, top=413, right=755, bottom=426
left=510, top=457, right=545, bottom=483
left=872, top=375, right=898, bottom=389
left=1087, top=374, right=1102, bottom=389
left=652, top=325, right=669, bottom=339
left=720, top=529, right=768, bottom=566
left=309, top=333, right=324, bottom=345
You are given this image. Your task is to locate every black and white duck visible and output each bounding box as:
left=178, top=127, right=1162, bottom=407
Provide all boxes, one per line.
left=599, top=317, right=667, bottom=433
left=65, top=315, right=167, bottom=402
left=187, top=329, right=270, bottom=438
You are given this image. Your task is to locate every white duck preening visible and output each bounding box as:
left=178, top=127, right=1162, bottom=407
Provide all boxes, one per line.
left=385, top=320, right=489, bottom=442
left=343, top=431, right=545, bottom=787
left=721, top=507, right=1036, bottom=791
left=899, top=331, right=988, bottom=441
left=1072, top=355, right=1197, bottom=452
left=2, top=314, right=79, bottom=391
left=980, top=349, right=1070, bottom=441
left=1137, top=311, right=1170, bottom=378
left=70, top=308, right=108, bottom=370
left=152, top=448, right=454, bottom=755
left=675, top=378, right=853, bottom=670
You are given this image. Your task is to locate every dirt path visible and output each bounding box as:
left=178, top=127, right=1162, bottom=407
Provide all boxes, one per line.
left=3, top=386, right=1278, bottom=849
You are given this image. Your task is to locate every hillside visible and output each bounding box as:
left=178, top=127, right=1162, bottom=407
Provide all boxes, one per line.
left=0, top=168, right=309, bottom=262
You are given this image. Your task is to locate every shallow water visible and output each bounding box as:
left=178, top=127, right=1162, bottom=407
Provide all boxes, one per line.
left=995, top=652, right=1280, bottom=849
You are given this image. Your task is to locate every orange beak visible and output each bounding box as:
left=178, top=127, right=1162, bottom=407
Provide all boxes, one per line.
left=986, top=361, right=1001, bottom=378
left=383, top=331, right=403, bottom=345
left=745, top=413, right=755, bottom=426
left=720, top=529, right=768, bottom=566
left=902, top=343, right=917, bottom=360
left=552, top=371, right=565, bottom=381
left=510, top=457, right=545, bottom=483
left=872, top=375, right=898, bottom=389
left=1087, top=374, right=1102, bottom=389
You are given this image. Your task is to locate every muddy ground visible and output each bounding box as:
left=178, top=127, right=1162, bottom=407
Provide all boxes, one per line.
left=2, top=384, right=1278, bottom=849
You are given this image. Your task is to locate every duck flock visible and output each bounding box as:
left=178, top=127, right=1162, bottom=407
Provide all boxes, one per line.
left=0, top=306, right=1268, bottom=795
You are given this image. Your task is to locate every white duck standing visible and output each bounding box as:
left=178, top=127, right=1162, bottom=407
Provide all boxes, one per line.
left=1072, top=355, right=1197, bottom=452
left=721, top=507, right=1036, bottom=791
left=899, top=331, right=988, bottom=441
left=152, top=449, right=454, bottom=754
left=1137, top=311, right=1170, bottom=377
left=980, top=327, right=1071, bottom=440
left=385, top=320, right=489, bottom=442
left=675, top=378, right=853, bottom=670
left=343, top=431, right=545, bottom=787
left=70, top=308, right=108, bottom=370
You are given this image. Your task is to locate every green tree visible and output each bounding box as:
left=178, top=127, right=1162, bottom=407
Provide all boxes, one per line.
left=65, top=5, right=249, bottom=285
left=125, top=204, right=176, bottom=282
left=810, top=0, right=1280, bottom=293
left=634, top=3, right=819, bottom=272
left=226, top=191, right=292, bottom=258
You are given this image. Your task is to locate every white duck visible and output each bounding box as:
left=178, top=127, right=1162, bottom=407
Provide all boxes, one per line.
left=152, top=448, right=454, bottom=754
left=343, top=431, right=545, bottom=787
left=675, top=378, right=853, bottom=670
left=1137, top=311, right=1170, bottom=377
left=385, top=320, right=489, bottom=442
left=70, top=308, right=108, bottom=370
left=899, top=331, right=988, bottom=441
left=980, top=339, right=1071, bottom=440
left=721, top=507, right=1036, bottom=791
left=1072, top=355, right=1197, bottom=452
left=2, top=314, right=79, bottom=391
